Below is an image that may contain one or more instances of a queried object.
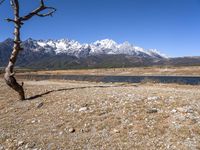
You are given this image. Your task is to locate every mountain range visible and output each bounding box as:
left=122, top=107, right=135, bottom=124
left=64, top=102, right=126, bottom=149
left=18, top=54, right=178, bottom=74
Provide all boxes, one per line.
left=0, top=38, right=200, bottom=69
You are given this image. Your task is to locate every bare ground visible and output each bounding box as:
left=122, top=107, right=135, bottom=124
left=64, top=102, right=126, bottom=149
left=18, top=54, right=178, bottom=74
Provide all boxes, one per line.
left=0, top=79, right=200, bottom=150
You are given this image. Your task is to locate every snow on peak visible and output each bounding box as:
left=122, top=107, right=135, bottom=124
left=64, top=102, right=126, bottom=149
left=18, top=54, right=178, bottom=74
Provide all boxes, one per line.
left=148, top=49, right=168, bottom=58
left=94, top=39, right=117, bottom=48
left=27, top=38, right=166, bottom=58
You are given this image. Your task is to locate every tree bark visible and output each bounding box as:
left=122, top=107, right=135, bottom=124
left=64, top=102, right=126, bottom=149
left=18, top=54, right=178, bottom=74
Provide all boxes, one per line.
left=4, top=0, right=25, bottom=100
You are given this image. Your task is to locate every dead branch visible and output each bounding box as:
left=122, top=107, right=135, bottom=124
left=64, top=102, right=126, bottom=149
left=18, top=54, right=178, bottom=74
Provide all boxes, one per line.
left=19, top=0, right=56, bottom=21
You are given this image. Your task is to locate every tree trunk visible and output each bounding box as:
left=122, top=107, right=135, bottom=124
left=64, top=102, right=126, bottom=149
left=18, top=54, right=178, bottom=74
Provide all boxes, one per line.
left=4, top=0, right=25, bottom=100
left=3, top=0, right=55, bottom=100
left=4, top=63, right=25, bottom=100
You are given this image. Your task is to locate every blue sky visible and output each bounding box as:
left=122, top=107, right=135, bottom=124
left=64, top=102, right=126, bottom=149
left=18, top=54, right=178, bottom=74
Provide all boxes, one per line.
left=0, top=0, right=200, bottom=57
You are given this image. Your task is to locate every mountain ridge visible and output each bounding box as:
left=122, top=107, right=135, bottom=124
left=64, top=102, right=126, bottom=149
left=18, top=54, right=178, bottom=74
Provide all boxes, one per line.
left=0, top=38, right=200, bottom=69
left=21, top=38, right=167, bottom=58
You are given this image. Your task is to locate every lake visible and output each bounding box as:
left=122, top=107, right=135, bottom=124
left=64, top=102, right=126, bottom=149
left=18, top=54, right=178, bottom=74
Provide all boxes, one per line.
left=17, top=74, right=200, bottom=85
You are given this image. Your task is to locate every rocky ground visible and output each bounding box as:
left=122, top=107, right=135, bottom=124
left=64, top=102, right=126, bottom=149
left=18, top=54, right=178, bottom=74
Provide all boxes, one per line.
left=0, top=79, right=200, bottom=150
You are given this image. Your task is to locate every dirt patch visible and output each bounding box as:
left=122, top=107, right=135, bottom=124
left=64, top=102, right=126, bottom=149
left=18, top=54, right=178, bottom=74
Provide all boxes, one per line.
left=0, top=79, right=200, bottom=149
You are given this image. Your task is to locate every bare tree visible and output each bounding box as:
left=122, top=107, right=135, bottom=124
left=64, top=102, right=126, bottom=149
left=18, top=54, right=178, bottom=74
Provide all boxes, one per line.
left=1, top=0, right=56, bottom=100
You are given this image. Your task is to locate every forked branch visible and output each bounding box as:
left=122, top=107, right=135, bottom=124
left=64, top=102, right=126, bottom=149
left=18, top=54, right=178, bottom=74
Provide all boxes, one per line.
left=19, top=0, right=56, bottom=21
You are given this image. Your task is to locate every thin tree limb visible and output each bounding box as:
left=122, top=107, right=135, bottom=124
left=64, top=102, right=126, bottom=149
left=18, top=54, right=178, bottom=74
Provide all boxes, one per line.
left=5, top=18, right=15, bottom=22
left=35, top=7, right=56, bottom=17
left=5, top=18, right=24, bottom=25
left=10, top=0, right=14, bottom=8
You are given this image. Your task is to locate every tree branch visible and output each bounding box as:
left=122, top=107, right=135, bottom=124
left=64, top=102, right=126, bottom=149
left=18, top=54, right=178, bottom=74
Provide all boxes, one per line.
left=5, top=18, right=23, bottom=25
left=35, top=7, right=56, bottom=17
left=19, top=0, right=56, bottom=21
left=5, top=18, right=15, bottom=22
left=10, top=0, right=15, bottom=9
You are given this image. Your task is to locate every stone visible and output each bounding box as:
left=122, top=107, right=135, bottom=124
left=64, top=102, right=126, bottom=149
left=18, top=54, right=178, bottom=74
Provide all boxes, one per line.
left=186, top=108, right=194, bottom=113
left=25, top=142, right=36, bottom=149
left=48, top=143, right=57, bottom=150
left=171, top=109, right=177, bottom=113
left=31, top=120, right=36, bottom=123
left=147, top=96, right=158, bottom=101
left=17, top=141, right=24, bottom=147
left=59, top=131, right=63, bottom=135
left=147, top=108, right=158, bottom=113
left=113, top=129, right=120, bottom=133
left=79, top=107, right=88, bottom=112
left=69, top=128, right=75, bottom=133
left=0, top=145, right=4, bottom=150
left=36, top=102, right=44, bottom=108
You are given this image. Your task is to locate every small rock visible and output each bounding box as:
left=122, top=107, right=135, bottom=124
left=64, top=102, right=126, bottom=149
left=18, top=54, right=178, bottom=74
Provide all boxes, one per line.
left=147, top=96, right=158, bottom=101
left=171, top=109, right=177, bottom=113
left=25, top=142, right=36, bottom=149
left=79, top=107, right=88, bottom=112
left=31, top=120, right=36, bottom=123
left=36, top=102, right=44, bottom=108
left=68, top=128, right=75, bottom=133
left=59, top=131, right=63, bottom=135
left=48, top=143, right=57, bottom=150
left=147, top=108, right=158, bottom=113
left=186, top=108, right=194, bottom=113
left=113, top=129, right=120, bottom=133
left=0, top=145, right=4, bottom=150
left=17, top=141, right=24, bottom=147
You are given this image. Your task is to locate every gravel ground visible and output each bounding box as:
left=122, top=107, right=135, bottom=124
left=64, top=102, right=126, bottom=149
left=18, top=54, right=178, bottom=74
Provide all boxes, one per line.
left=0, top=79, right=200, bottom=150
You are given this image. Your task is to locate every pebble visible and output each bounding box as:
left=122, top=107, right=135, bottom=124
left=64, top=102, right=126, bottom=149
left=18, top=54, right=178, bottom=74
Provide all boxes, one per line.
left=69, top=128, right=75, bottom=133
left=0, top=146, right=4, bottom=150
left=25, top=142, right=36, bottom=149
left=147, top=108, right=158, bottom=113
left=31, top=120, right=36, bottom=123
left=79, top=107, right=88, bottom=112
left=113, top=129, right=120, bottom=133
left=186, top=108, right=194, bottom=113
left=17, top=141, right=24, bottom=147
left=59, top=131, right=63, bottom=135
left=171, top=109, right=177, bottom=113
left=36, top=102, right=44, bottom=108
left=147, top=96, right=158, bottom=101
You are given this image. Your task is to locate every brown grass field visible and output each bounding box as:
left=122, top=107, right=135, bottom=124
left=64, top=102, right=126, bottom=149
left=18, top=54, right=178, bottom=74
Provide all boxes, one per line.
left=19, top=66, right=200, bottom=76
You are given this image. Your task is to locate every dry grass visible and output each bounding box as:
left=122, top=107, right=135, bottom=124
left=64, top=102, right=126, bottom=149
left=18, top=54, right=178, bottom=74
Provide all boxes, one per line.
left=21, top=66, right=200, bottom=76
left=0, top=79, right=200, bottom=149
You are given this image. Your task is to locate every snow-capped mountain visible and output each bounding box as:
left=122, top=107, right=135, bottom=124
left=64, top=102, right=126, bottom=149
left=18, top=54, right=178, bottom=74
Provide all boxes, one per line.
left=21, top=38, right=166, bottom=58
left=0, top=38, right=173, bottom=69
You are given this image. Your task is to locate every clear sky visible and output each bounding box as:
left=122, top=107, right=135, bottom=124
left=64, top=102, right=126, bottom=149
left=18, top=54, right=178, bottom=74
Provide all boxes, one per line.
left=0, top=0, right=200, bottom=57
